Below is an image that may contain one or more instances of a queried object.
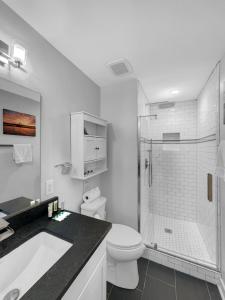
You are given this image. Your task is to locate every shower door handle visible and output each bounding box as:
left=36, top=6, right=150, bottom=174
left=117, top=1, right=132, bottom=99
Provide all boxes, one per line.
left=145, top=158, right=149, bottom=170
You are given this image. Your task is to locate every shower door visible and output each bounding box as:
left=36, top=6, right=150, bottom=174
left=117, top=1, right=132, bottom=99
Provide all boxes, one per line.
left=138, top=96, right=219, bottom=269
left=138, top=134, right=154, bottom=247
left=138, top=114, right=157, bottom=250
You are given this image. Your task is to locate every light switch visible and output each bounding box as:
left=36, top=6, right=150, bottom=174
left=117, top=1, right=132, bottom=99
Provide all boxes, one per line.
left=46, top=179, right=54, bottom=196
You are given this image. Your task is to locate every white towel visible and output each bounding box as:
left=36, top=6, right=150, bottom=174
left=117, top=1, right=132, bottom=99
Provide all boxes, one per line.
left=216, top=140, right=225, bottom=180
left=82, top=187, right=101, bottom=203
left=13, top=144, right=33, bottom=164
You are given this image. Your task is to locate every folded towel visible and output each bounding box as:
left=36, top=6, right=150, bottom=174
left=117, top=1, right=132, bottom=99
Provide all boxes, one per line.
left=13, top=144, right=33, bottom=164
left=216, top=140, right=225, bottom=180
left=83, top=187, right=101, bottom=203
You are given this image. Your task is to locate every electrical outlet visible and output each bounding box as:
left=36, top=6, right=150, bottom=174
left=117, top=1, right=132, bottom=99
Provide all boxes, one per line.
left=46, top=179, right=54, bottom=196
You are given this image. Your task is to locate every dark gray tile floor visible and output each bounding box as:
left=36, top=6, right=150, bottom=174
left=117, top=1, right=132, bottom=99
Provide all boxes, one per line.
left=107, top=258, right=222, bottom=300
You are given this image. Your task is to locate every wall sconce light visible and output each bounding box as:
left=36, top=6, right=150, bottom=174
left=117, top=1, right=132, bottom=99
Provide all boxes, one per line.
left=0, top=40, right=9, bottom=65
left=0, top=40, right=27, bottom=70
left=0, top=55, right=9, bottom=65
left=12, top=43, right=27, bottom=68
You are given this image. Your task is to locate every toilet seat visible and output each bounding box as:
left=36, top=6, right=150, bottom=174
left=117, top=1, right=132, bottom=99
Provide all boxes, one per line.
left=107, top=224, right=142, bottom=250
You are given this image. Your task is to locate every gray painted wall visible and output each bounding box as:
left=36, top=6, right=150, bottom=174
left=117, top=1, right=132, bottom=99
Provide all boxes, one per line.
left=100, top=79, right=138, bottom=230
left=0, top=1, right=100, bottom=212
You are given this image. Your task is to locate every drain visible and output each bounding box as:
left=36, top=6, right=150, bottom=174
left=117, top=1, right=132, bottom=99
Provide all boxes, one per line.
left=165, top=228, right=173, bottom=234
left=3, top=289, right=20, bottom=300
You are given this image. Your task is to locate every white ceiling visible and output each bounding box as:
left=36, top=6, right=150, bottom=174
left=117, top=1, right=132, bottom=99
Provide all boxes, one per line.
left=3, top=0, right=225, bottom=102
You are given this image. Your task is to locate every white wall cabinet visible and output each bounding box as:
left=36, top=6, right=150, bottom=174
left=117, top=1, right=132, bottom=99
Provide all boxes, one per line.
left=71, top=112, right=108, bottom=180
left=96, top=139, right=106, bottom=160
left=84, top=137, right=106, bottom=162
left=62, top=238, right=107, bottom=300
left=84, top=137, right=97, bottom=162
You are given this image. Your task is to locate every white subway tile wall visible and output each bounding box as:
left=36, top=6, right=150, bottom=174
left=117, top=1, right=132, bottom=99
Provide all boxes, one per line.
left=149, top=143, right=197, bottom=221
left=147, top=100, right=198, bottom=222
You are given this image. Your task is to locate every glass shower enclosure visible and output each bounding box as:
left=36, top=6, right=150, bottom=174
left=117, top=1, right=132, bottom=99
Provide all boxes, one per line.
left=138, top=66, right=220, bottom=269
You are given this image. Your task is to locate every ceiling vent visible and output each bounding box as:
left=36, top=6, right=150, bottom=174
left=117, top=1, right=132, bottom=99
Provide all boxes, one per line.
left=108, top=59, right=133, bottom=76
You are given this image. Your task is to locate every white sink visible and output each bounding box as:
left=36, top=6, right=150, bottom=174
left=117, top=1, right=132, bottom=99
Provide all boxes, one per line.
left=0, top=232, right=72, bottom=299
left=0, top=212, right=7, bottom=218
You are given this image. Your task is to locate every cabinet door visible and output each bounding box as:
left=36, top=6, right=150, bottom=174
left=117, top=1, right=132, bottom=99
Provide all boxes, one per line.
left=96, top=138, right=106, bottom=160
left=78, top=255, right=106, bottom=300
left=62, top=239, right=107, bottom=300
left=84, top=138, right=97, bottom=161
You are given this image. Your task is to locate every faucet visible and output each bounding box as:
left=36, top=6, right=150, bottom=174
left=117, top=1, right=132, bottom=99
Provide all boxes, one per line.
left=0, top=219, right=14, bottom=242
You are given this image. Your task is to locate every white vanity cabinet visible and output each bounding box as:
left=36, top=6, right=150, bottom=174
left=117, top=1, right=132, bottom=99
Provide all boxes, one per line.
left=62, top=238, right=107, bottom=300
left=71, top=112, right=108, bottom=179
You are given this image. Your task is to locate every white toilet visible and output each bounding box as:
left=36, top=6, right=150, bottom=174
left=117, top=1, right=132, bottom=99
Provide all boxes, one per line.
left=106, top=223, right=145, bottom=289
left=81, top=189, right=145, bottom=289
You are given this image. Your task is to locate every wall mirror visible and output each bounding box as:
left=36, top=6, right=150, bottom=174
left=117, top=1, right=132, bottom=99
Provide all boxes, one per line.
left=0, top=77, right=41, bottom=219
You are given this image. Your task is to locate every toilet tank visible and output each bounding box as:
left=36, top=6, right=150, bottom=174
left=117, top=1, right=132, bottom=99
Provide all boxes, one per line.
left=81, top=197, right=106, bottom=220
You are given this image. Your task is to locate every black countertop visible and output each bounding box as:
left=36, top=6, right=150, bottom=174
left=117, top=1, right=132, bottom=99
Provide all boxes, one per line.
left=0, top=211, right=112, bottom=300
left=0, top=196, right=32, bottom=216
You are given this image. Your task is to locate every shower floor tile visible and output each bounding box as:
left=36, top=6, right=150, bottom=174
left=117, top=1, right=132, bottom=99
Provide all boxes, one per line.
left=143, top=213, right=215, bottom=267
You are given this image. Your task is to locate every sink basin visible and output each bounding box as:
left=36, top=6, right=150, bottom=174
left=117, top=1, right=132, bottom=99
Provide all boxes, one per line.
left=0, top=211, right=7, bottom=218
left=0, top=232, right=72, bottom=299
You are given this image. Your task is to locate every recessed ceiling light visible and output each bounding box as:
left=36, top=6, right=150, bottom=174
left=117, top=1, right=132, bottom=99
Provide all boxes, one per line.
left=171, top=90, right=180, bottom=95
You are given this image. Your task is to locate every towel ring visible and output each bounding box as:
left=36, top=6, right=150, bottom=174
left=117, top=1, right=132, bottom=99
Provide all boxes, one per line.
left=54, top=162, right=72, bottom=174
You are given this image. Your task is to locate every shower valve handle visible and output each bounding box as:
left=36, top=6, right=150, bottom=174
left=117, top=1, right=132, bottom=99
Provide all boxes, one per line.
left=145, top=158, right=149, bottom=169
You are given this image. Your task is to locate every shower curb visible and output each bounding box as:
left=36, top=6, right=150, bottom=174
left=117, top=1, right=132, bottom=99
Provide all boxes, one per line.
left=142, top=247, right=221, bottom=284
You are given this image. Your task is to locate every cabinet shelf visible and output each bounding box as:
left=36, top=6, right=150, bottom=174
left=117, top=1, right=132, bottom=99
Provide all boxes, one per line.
left=84, top=157, right=105, bottom=164
left=78, top=168, right=108, bottom=180
left=71, top=112, right=108, bottom=180
left=84, top=135, right=106, bottom=139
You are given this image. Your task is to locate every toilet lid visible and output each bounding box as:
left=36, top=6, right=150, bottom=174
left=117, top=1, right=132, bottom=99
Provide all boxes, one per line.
left=107, top=224, right=142, bottom=249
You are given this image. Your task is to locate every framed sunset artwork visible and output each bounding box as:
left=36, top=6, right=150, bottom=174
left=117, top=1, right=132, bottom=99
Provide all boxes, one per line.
left=3, top=109, right=36, bottom=136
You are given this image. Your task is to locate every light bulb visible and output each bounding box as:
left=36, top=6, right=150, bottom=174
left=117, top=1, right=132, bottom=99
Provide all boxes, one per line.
left=0, top=55, right=8, bottom=65
left=12, top=43, right=26, bottom=66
